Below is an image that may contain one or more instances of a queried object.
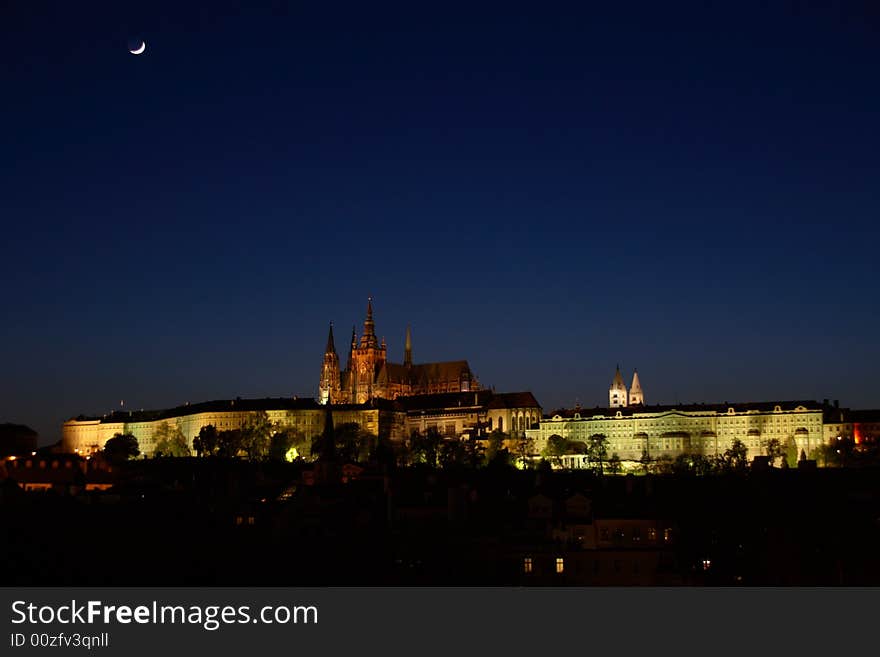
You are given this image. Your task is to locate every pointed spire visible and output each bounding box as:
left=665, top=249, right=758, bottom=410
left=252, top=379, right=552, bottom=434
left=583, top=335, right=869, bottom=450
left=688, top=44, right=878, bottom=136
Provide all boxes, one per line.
left=360, top=296, right=378, bottom=348
left=346, top=325, right=356, bottom=369
left=629, top=369, right=644, bottom=406
left=325, top=322, right=337, bottom=355
left=318, top=323, right=341, bottom=405
left=609, top=364, right=628, bottom=408
left=404, top=325, right=412, bottom=367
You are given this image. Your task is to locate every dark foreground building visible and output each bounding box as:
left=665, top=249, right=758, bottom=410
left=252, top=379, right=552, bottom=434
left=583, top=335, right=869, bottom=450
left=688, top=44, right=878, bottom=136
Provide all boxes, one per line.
left=3, top=456, right=880, bottom=586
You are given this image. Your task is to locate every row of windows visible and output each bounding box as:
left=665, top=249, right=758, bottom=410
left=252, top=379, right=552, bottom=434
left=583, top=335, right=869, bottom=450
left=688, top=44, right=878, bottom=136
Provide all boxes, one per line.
left=523, top=556, right=663, bottom=575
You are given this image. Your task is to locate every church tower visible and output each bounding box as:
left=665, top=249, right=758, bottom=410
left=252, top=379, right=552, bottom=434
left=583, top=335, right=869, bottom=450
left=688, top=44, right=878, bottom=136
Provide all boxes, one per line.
left=609, top=365, right=628, bottom=408
left=629, top=370, right=644, bottom=406
left=352, top=297, right=387, bottom=403
left=404, top=325, right=412, bottom=367
left=318, top=323, right=341, bottom=405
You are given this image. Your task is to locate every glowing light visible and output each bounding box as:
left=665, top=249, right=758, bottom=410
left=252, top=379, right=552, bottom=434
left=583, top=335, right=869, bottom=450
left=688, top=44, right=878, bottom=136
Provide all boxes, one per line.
left=284, top=447, right=300, bottom=462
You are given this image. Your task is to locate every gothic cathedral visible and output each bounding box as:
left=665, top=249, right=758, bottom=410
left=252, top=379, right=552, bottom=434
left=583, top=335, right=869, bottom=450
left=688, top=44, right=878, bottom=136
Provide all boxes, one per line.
left=319, top=299, right=479, bottom=404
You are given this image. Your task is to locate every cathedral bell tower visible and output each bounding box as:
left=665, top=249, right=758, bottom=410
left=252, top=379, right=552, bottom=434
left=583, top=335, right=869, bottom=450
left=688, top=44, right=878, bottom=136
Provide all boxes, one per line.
left=352, top=297, right=387, bottom=403
left=318, top=323, right=341, bottom=405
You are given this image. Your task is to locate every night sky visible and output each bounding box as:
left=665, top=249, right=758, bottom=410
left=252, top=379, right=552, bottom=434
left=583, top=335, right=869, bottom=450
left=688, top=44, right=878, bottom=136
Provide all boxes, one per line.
left=3, top=1, right=879, bottom=444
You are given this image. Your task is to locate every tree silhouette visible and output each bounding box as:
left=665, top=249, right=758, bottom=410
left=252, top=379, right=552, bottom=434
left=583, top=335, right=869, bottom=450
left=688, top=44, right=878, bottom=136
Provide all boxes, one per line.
left=586, top=434, right=609, bottom=476
left=103, top=433, right=139, bottom=463
left=153, top=421, right=189, bottom=457
left=240, top=411, right=272, bottom=460
left=762, top=438, right=786, bottom=467
left=193, top=425, right=219, bottom=457
left=217, top=429, right=243, bottom=458
left=542, top=434, right=567, bottom=466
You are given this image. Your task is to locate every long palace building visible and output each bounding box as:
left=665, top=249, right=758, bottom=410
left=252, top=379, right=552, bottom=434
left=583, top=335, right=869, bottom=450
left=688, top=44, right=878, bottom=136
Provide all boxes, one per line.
left=526, top=368, right=880, bottom=466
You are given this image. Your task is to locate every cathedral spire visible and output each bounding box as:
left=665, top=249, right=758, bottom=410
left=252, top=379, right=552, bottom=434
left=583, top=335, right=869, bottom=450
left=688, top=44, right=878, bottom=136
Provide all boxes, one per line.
left=318, top=322, right=341, bottom=405
left=360, top=296, right=379, bottom=348
left=325, top=322, right=337, bottom=355
left=404, top=325, right=412, bottom=367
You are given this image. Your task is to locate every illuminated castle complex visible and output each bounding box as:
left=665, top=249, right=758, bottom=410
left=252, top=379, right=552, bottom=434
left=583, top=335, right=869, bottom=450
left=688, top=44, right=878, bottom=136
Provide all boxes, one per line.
left=319, top=299, right=478, bottom=405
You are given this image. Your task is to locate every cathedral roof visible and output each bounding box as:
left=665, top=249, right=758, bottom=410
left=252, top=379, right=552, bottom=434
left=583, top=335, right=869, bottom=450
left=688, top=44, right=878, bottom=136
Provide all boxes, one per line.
left=376, top=360, right=474, bottom=385
left=409, top=360, right=473, bottom=383
left=610, top=366, right=626, bottom=390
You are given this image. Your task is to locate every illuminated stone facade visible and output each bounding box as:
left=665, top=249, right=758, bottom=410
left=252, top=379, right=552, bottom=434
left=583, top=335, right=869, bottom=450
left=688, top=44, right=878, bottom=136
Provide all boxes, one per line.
left=822, top=404, right=880, bottom=446
left=399, top=391, right=542, bottom=439
left=62, top=398, right=400, bottom=457
left=319, top=299, right=478, bottom=404
left=526, top=401, right=826, bottom=466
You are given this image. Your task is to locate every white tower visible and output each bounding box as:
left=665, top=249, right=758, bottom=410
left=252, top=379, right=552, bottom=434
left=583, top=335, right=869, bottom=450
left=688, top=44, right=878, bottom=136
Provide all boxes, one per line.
left=629, top=370, right=644, bottom=406
left=609, top=365, right=628, bottom=408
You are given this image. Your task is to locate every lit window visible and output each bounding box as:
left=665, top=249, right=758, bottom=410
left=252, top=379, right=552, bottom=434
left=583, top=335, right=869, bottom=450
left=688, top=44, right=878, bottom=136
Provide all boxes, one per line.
left=648, top=528, right=657, bottom=541
left=523, top=557, right=533, bottom=574
left=556, top=558, right=564, bottom=574
left=248, top=516, right=255, bottom=525
left=702, top=559, right=711, bottom=571
left=663, top=528, right=672, bottom=543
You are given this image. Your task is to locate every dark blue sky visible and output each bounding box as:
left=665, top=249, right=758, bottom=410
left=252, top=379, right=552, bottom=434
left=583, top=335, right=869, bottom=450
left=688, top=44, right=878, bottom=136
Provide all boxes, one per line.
left=3, top=1, right=879, bottom=443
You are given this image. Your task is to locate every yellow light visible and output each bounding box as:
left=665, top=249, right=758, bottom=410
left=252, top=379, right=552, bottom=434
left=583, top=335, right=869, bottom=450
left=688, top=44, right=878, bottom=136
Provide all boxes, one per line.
left=284, top=447, right=299, bottom=462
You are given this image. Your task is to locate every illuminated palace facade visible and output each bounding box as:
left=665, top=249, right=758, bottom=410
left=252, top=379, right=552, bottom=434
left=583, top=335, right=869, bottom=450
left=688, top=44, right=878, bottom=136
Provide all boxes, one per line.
left=526, top=368, right=871, bottom=467
left=62, top=398, right=395, bottom=457
left=319, top=299, right=478, bottom=405
left=62, top=393, right=542, bottom=457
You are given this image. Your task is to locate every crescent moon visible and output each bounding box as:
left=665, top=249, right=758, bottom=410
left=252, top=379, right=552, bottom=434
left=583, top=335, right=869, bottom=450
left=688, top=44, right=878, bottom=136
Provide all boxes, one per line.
left=129, top=41, right=146, bottom=55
